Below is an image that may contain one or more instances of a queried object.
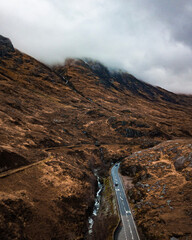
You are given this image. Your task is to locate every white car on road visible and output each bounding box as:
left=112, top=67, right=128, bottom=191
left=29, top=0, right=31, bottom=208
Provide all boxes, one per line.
left=126, top=210, right=131, bottom=215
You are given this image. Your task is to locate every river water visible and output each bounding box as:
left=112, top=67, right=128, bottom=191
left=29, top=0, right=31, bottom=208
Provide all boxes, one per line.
left=88, top=171, right=103, bottom=234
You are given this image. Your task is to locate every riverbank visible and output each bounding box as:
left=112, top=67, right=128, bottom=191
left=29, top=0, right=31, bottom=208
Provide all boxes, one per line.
left=88, top=175, right=119, bottom=240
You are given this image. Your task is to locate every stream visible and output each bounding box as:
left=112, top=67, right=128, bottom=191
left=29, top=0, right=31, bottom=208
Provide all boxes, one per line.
left=88, top=171, right=103, bottom=234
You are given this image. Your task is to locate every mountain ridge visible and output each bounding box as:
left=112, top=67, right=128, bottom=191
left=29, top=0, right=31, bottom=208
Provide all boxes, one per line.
left=0, top=35, right=192, bottom=240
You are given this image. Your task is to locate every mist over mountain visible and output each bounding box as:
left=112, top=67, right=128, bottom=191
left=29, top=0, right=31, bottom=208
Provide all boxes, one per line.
left=1, top=0, right=192, bottom=93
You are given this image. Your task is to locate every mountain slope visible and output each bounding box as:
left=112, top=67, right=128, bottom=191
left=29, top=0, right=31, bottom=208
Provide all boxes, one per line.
left=121, top=139, right=192, bottom=240
left=0, top=35, right=192, bottom=239
left=54, top=58, right=192, bottom=141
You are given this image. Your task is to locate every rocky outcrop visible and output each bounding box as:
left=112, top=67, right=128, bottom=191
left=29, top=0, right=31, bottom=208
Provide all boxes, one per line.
left=0, top=35, right=15, bottom=57
left=121, top=139, right=192, bottom=240
left=0, top=149, right=29, bottom=173
left=174, top=152, right=192, bottom=171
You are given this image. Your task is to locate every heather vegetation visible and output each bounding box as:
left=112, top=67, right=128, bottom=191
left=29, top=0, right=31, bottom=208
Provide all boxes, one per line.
left=0, top=35, right=192, bottom=239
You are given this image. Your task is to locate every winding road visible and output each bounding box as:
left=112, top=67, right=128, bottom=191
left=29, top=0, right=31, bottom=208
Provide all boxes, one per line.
left=111, top=163, right=140, bottom=240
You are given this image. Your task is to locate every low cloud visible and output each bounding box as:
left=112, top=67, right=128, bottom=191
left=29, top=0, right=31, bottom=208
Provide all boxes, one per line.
left=0, top=0, right=192, bottom=93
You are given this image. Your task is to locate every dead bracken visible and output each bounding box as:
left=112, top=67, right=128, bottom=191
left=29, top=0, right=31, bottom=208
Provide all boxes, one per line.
left=0, top=35, right=192, bottom=240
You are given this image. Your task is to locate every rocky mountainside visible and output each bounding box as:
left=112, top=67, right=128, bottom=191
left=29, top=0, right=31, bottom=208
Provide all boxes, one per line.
left=121, top=139, right=192, bottom=240
left=0, top=34, right=192, bottom=239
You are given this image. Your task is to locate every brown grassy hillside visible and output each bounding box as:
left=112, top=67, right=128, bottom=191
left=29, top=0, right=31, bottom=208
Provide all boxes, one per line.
left=0, top=35, right=192, bottom=239
left=121, top=139, right=192, bottom=240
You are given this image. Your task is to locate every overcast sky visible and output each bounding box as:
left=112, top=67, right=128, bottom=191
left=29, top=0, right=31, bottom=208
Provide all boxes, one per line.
left=1, top=0, right=192, bottom=93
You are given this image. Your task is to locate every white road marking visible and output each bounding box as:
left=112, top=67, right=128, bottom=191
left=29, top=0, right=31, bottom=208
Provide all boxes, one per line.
left=124, top=206, right=134, bottom=240
left=112, top=165, right=140, bottom=240
left=118, top=174, right=140, bottom=240
left=121, top=216, right=128, bottom=240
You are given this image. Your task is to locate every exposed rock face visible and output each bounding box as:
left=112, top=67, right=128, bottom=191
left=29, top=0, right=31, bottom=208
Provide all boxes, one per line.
left=0, top=149, right=29, bottom=173
left=174, top=153, right=192, bottom=171
left=121, top=139, right=192, bottom=240
left=0, top=35, right=15, bottom=57
left=0, top=35, right=192, bottom=239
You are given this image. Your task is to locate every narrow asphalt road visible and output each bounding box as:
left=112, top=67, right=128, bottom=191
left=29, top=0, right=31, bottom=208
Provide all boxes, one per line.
left=111, top=163, right=140, bottom=240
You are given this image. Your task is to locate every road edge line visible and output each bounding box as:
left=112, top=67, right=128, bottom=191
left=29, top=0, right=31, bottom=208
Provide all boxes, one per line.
left=118, top=167, right=141, bottom=240
left=110, top=169, right=121, bottom=240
